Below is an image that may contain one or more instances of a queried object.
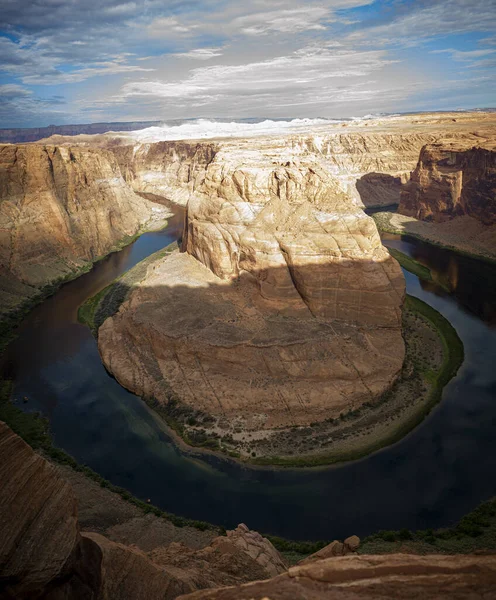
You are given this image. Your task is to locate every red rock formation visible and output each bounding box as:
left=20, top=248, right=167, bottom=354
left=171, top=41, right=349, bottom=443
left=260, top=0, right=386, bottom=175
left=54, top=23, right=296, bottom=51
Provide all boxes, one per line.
left=0, top=422, right=287, bottom=599
left=399, top=140, right=496, bottom=225
left=178, top=553, right=496, bottom=600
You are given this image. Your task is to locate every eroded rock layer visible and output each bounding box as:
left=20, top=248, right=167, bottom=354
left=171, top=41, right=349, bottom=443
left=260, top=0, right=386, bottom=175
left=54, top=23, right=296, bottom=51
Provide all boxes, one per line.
left=98, top=145, right=405, bottom=434
left=178, top=553, right=496, bottom=600
left=0, top=144, right=170, bottom=318
left=399, top=139, right=496, bottom=225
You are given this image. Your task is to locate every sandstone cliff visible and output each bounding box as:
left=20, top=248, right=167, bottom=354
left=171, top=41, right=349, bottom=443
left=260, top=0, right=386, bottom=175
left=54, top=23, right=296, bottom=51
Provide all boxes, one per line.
left=98, top=143, right=406, bottom=444
left=0, top=144, right=170, bottom=318
left=0, top=422, right=288, bottom=599
left=41, top=112, right=496, bottom=209
left=399, top=139, right=496, bottom=225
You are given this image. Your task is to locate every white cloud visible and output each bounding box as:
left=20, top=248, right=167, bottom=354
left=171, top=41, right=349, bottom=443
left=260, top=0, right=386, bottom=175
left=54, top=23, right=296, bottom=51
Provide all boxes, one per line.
left=432, top=48, right=496, bottom=61
left=349, top=0, right=496, bottom=46
left=0, top=83, right=32, bottom=98
left=231, top=7, right=330, bottom=36
left=172, top=48, right=224, bottom=60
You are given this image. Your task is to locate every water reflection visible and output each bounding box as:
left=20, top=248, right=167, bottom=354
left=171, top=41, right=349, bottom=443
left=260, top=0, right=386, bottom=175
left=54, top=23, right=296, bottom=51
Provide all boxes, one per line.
left=382, top=233, right=496, bottom=326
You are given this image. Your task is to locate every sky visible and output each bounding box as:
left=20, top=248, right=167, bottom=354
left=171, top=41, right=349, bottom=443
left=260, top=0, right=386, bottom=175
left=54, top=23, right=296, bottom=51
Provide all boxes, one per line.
left=0, top=0, right=495, bottom=128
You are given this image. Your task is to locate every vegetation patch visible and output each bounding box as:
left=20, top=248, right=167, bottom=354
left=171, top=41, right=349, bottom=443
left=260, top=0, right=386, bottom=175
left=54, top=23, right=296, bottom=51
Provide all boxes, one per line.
left=78, top=241, right=178, bottom=334
left=359, top=497, right=496, bottom=555
left=388, top=247, right=434, bottom=282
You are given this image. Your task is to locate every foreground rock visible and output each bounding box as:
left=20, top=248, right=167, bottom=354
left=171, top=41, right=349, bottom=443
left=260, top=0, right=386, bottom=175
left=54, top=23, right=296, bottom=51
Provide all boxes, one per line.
left=178, top=553, right=496, bottom=599
left=0, top=422, right=289, bottom=599
left=400, top=139, right=496, bottom=225
left=98, top=146, right=406, bottom=445
left=0, top=143, right=170, bottom=319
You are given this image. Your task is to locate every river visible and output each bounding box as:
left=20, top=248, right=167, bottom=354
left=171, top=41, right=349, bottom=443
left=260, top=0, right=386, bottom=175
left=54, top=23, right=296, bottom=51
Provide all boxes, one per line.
left=2, top=208, right=496, bottom=541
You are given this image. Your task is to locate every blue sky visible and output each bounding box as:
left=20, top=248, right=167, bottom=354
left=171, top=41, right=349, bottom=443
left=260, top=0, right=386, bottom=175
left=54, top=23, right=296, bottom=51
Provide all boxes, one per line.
left=0, top=0, right=495, bottom=127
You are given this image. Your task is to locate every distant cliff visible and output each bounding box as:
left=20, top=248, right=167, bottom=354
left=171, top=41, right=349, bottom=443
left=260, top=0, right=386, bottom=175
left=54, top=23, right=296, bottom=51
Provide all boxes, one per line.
left=399, top=140, right=496, bottom=225
left=0, top=144, right=169, bottom=319
left=0, top=121, right=161, bottom=143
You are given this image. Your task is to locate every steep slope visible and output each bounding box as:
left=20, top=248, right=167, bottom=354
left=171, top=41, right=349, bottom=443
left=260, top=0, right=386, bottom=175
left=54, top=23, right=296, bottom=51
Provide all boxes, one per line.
left=399, top=139, right=496, bottom=224
left=0, top=421, right=288, bottom=599
left=0, top=144, right=170, bottom=319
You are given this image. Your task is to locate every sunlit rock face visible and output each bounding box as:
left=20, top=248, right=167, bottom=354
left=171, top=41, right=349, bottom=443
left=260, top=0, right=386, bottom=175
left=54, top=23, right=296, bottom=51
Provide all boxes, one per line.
left=112, top=141, right=218, bottom=206
left=400, top=140, right=496, bottom=225
left=98, top=145, right=405, bottom=432
left=0, top=144, right=170, bottom=318
left=184, top=149, right=404, bottom=327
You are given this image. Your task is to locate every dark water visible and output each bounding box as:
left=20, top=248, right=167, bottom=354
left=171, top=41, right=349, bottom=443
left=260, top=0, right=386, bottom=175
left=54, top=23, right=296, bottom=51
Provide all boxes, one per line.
left=2, top=214, right=496, bottom=541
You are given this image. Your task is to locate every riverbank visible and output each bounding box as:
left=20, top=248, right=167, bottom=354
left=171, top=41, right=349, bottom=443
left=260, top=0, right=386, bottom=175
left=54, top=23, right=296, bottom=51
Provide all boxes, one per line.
left=373, top=211, right=496, bottom=264
left=78, top=241, right=179, bottom=335
left=81, top=248, right=463, bottom=468
left=0, top=216, right=171, bottom=353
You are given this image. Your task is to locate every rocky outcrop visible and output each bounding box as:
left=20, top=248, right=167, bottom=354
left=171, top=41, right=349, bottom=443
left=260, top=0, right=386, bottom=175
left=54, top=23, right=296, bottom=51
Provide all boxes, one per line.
left=112, top=141, right=218, bottom=205
left=0, top=421, right=79, bottom=598
left=4, top=422, right=496, bottom=600
left=356, top=172, right=406, bottom=207
left=0, top=144, right=170, bottom=318
left=399, top=139, right=496, bottom=225
left=98, top=144, right=405, bottom=446
left=298, top=535, right=360, bottom=565
left=0, top=422, right=288, bottom=599
left=178, top=553, right=496, bottom=599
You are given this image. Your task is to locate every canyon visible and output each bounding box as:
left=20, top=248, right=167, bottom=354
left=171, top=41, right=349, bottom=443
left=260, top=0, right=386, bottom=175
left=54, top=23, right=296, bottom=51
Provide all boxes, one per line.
left=1, top=112, right=495, bottom=456
left=1, top=111, right=496, bottom=598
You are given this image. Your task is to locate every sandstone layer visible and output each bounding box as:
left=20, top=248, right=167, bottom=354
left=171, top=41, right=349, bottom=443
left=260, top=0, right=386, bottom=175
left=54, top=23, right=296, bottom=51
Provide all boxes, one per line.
left=399, top=139, right=496, bottom=225
left=178, top=553, right=496, bottom=600
left=0, top=144, right=170, bottom=318
left=98, top=146, right=406, bottom=437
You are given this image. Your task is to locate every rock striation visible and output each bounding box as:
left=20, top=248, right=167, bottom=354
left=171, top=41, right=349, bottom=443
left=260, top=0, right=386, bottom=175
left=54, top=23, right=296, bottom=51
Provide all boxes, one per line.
left=0, top=421, right=288, bottom=599
left=0, top=144, right=170, bottom=318
left=178, top=553, right=496, bottom=600
left=399, top=139, right=496, bottom=225
left=98, top=142, right=406, bottom=439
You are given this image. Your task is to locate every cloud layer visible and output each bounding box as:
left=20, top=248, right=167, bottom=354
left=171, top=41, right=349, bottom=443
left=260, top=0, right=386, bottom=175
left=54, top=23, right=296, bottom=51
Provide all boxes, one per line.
left=0, top=0, right=494, bottom=127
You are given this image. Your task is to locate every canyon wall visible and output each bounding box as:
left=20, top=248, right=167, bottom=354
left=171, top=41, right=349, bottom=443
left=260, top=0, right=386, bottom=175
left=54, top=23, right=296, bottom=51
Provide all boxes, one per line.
left=0, top=421, right=288, bottom=599
left=112, top=141, right=218, bottom=205
left=399, top=140, right=496, bottom=225
left=0, top=144, right=170, bottom=319
left=109, top=131, right=444, bottom=208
